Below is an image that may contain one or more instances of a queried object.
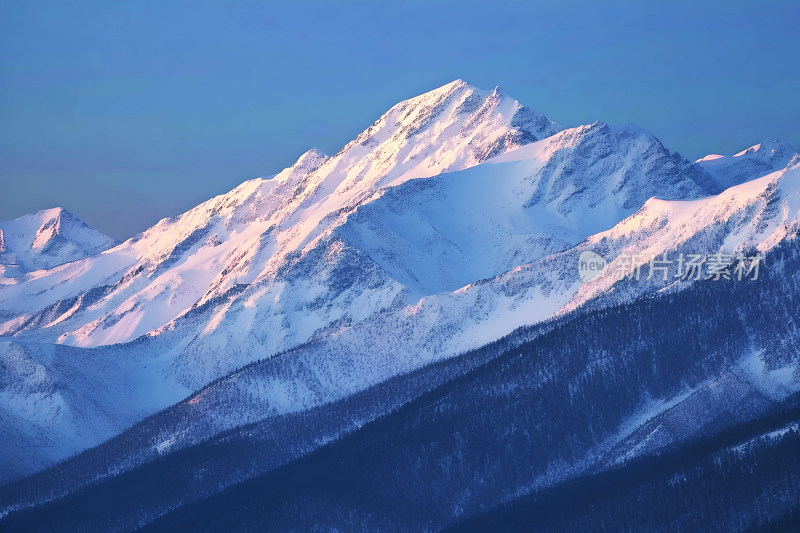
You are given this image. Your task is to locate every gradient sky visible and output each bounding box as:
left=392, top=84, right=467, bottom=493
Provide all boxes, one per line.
left=1, top=0, right=798, bottom=240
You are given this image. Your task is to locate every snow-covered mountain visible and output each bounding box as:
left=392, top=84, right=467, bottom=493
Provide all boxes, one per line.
left=0, top=121, right=713, bottom=355
left=0, top=80, right=560, bottom=348
left=0, top=208, right=116, bottom=279
left=0, top=79, right=572, bottom=482
left=1, top=80, right=798, bottom=526
left=697, top=138, right=797, bottom=190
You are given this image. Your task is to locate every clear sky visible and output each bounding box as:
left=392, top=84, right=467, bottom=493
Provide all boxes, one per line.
left=1, top=0, right=798, bottom=240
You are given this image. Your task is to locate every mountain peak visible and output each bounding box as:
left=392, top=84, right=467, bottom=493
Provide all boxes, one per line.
left=0, top=207, right=116, bottom=273
left=292, top=148, right=329, bottom=173
left=31, top=206, right=71, bottom=223
left=434, top=78, right=473, bottom=91
left=414, top=78, right=478, bottom=99
left=733, top=138, right=796, bottom=160
left=336, top=80, right=561, bottom=188
left=4, top=206, right=73, bottom=233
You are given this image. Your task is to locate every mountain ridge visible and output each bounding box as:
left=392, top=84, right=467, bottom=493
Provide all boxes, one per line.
left=1, top=80, right=798, bottom=500
left=697, top=138, right=798, bottom=191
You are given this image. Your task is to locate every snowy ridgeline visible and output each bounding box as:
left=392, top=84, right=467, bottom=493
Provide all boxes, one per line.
left=0, top=79, right=799, bottom=501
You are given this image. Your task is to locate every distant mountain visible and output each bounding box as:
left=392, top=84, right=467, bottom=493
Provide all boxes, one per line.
left=0, top=208, right=116, bottom=278
left=697, top=139, right=797, bottom=191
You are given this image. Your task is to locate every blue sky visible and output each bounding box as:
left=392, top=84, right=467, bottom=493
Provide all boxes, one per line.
left=1, top=0, right=798, bottom=239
